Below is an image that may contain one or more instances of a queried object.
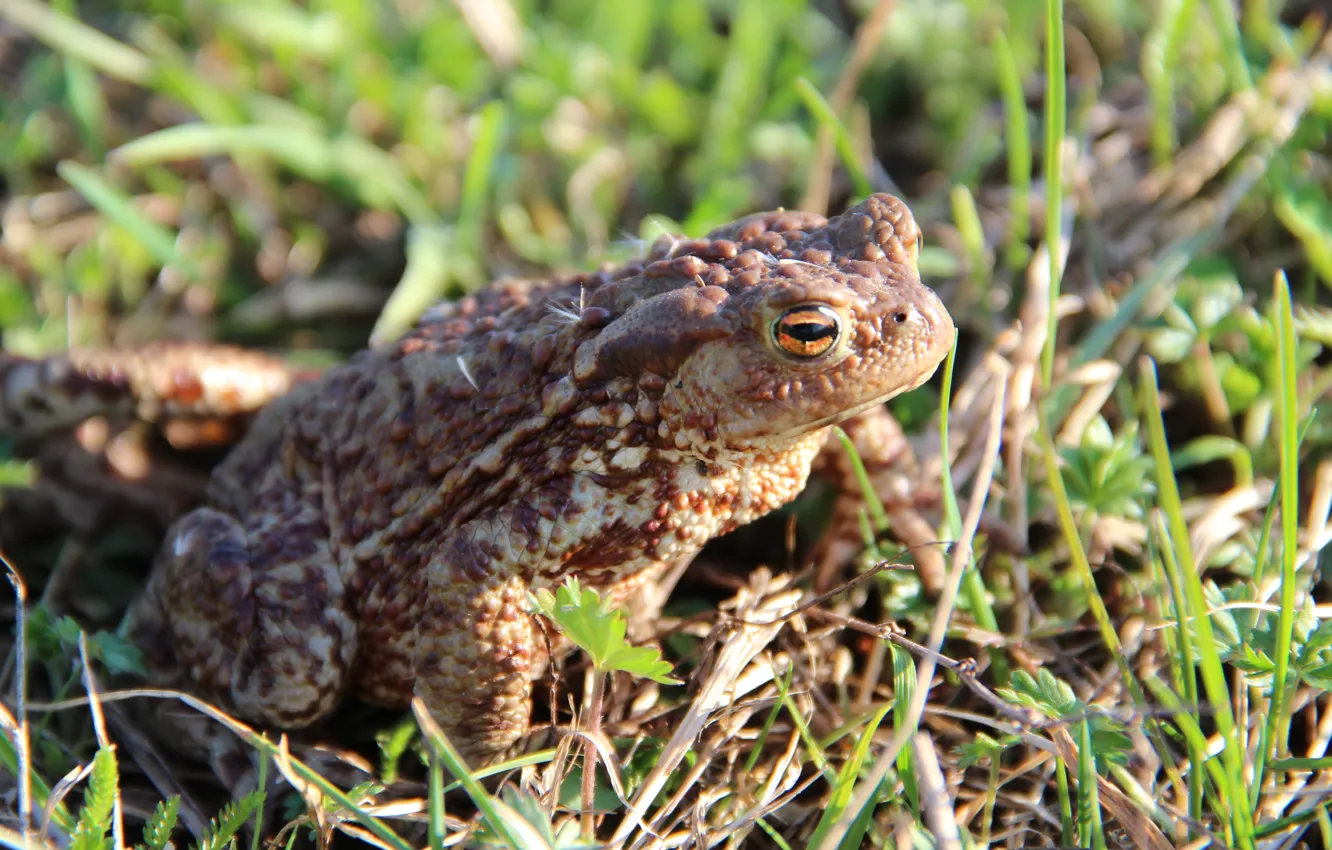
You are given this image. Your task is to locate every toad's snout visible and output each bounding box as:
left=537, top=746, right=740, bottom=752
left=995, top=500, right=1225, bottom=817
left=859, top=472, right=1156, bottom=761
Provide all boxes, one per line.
left=892, top=285, right=955, bottom=387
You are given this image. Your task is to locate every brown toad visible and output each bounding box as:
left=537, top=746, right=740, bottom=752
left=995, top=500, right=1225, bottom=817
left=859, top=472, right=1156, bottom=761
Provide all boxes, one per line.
left=8, top=193, right=954, bottom=768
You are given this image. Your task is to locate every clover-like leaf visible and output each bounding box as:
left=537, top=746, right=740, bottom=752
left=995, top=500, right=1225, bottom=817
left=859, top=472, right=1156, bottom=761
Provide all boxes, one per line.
left=531, top=579, right=681, bottom=685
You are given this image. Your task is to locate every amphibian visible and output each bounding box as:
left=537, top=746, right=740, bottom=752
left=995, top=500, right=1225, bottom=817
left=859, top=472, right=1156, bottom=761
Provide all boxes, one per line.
left=2, top=193, right=955, bottom=768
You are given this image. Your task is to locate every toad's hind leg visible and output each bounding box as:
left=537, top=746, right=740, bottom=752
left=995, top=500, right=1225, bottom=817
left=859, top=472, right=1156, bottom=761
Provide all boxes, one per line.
left=126, top=506, right=358, bottom=730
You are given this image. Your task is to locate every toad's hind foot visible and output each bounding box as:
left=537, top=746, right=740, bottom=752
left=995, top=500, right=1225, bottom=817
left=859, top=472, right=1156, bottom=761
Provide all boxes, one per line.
left=0, top=343, right=298, bottom=448
left=125, top=506, right=358, bottom=730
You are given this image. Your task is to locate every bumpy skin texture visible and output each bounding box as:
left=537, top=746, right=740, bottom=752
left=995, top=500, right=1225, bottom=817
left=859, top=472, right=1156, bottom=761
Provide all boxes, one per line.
left=113, top=193, right=955, bottom=767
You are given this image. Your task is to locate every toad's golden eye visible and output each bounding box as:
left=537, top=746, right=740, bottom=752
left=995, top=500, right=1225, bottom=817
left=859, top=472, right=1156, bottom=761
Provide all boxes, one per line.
left=773, top=305, right=841, bottom=358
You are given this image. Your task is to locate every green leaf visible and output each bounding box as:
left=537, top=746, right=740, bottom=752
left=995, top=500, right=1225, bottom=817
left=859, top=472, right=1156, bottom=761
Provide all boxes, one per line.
left=89, top=631, right=148, bottom=677
left=376, top=714, right=418, bottom=784
left=955, top=732, right=1020, bottom=770
left=530, top=579, right=681, bottom=685
left=193, top=790, right=264, bottom=850
left=71, top=747, right=117, bottom=850
left=142, top=796, right=180, bottom=850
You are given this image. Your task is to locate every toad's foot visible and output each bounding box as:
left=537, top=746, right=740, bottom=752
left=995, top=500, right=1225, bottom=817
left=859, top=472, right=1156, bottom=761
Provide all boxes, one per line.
left=0, top=342, right=300, bottom=447
left=810, top=405, right=946, bottom=595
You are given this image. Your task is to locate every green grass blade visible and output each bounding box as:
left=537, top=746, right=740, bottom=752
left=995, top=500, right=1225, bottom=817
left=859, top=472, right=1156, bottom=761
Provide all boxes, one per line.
left=456, top=100, right=507, bottom=257
left=1140, top=358, right=1255, bottom=849
left=833, top=426, right=889, bottom=531
left=1035, top=410, right=1133, bottom=694
left=1142, top=676, right=1234, bottom=823
left=949, top=184, right=986, bottom=280
left=428, top=749, right=446, bottom=850
left=743, top=664, right=794, bottom=775
left=938, top=343, right=960, bottom=538
left=412, top=700, right=540, bottom=850
left=1055, top=755, right=1074, bottom=846
left=57, top=161, right=194, bottom=276
left=1142, top=0, right=1200, bottom=163
left=1152, top=514, right=1204, bottom=824
left=937, top=343, right=1003, bottom=678
left=793, top=77, right=872, bottom=202
left=1204, top=0, right=1253, bottom=90
left=805, top=700, right=894, bottom=849
left=992, top=28, right=1032, bottom=266
left=892, top=643, right=918, bottom=818
left=0, top=0, right=152, bottom=84
left=113, top=125, right=435, bottom=224
left=51, top=0, right=107, bottom=158
left=1040, top=0, right=1067, bottom=388
left=1170, top=436, right=1253, bottom=489
left=0, top=724, right=75, bottom=832
left=1261, top=271, right=1301, bottom=780
left=1076, top=720, right=1106, bottom=850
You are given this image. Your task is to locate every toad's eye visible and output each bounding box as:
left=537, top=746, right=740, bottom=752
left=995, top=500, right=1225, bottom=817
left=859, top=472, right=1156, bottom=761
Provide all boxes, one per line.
left=773, top=305, right=841, bottom=358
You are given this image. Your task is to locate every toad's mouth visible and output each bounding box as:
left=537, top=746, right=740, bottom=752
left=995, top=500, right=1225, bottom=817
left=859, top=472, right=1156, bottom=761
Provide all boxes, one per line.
left=769, top=360, right=945, bottom=443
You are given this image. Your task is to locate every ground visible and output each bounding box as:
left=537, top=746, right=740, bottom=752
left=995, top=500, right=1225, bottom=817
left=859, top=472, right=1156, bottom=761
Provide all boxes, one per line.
left=0, top=1, right=1330, bottom=848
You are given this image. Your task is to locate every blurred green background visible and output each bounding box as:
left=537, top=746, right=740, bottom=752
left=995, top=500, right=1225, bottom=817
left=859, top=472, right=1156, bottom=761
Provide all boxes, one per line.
left=3, top=0, right=1325, bottom=366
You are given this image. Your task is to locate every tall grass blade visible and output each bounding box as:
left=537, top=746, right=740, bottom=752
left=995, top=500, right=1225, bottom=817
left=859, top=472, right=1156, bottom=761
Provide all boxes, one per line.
left=0, top=0, right=152, bottom=84
left=794, top=77, right=873, bottom=202
left=1076, top=720, right=1106, bottom=850
left=1140, top=358, right=1255, bottom=849
left=992, top=28, right=1032, bottom=266
left=1260, top=271, right=1301, bottom=780
left=57, top=161, right=190, bottom=276
left=1040, top=0, right=1067, bottom=388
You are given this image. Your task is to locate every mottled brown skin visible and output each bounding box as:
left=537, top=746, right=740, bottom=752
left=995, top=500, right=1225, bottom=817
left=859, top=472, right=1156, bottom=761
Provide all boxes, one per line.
left=59, top=194, right=953, bottom=768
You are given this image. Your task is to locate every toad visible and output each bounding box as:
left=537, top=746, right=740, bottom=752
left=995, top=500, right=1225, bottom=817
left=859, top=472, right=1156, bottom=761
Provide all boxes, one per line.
left=3, top=193, right=954, bottom=768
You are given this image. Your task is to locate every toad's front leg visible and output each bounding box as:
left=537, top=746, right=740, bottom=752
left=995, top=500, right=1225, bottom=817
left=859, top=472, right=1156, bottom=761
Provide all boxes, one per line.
left=408, top=496, right=661, bottom=769
left=414, top=549, right=537, bottom=769
left=0, top=343, right=298, bottom=447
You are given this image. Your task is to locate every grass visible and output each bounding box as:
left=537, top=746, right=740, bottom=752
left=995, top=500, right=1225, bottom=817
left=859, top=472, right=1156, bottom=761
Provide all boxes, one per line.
left=1, top=0, right=1331, bottom=847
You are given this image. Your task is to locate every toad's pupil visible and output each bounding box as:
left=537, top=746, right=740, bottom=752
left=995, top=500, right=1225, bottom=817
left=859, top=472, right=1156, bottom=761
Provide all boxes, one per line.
left=785, top=320, right=836, bottom=342
left=775, top=306, right=840, bottom=357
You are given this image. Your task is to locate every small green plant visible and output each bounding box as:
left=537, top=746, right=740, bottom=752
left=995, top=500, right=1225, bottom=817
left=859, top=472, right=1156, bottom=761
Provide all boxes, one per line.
left=471, top=787, right=600, bottom=849
left=70, top=746, right=117, bottom=850
left=27, top=606, right=145, bottom=677
left=1059, top=418, right=1156, bottom=521
left=140, top=796, right=180, bottom=850
left=997, top=669, right=1132, bottom=775
left=530, top=579, right=681, bottom=687
left=194, top=791, right=265, bottom=850
left=531, top=578, right=680, bottom=840
left=65, top=745, right=262, bottom=850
